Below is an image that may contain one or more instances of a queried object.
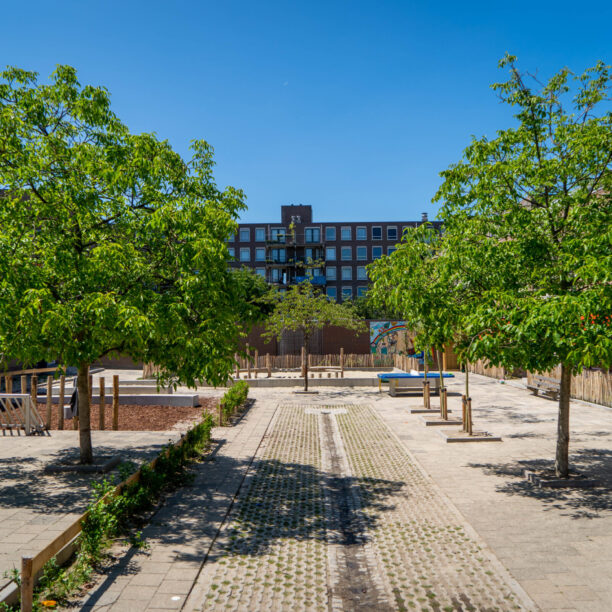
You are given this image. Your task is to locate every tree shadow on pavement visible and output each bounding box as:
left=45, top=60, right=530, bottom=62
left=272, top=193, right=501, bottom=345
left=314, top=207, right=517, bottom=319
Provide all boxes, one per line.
left=469, top=448, right=612, bottom=519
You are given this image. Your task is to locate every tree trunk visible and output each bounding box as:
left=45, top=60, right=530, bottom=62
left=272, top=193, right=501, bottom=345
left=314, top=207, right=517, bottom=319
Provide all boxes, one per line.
left=77, top=362, right=93, bottom=464
left=303, top=335, right=309, bottom=392
left=465, top=362, right=470, bottom=398
left=437, top=349, right=445, bottom=393
left=424, top=347, right=429, bottom=380
left=555, top=363, right=572, bottom=478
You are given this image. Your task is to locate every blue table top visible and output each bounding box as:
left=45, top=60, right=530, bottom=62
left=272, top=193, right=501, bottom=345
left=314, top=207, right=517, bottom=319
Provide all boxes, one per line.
left=377, top=372, right=455, bottom=380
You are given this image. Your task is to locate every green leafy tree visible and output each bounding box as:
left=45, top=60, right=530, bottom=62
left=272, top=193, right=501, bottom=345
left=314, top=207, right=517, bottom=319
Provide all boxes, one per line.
left=262, top=282, right=366, bottom=391
left=435, top=56, right=612, bottom=476
left=230, top=267, right=275, bottom=326
left=0, top=66, right=247, bottom=463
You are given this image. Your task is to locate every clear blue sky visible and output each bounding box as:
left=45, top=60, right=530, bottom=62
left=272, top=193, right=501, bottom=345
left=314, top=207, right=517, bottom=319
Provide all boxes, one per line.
left=1, top=1, right=609, bottom=222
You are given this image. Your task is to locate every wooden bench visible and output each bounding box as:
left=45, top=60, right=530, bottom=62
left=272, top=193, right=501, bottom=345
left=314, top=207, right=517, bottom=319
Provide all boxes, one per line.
left=527, top=375, right=561, bottom=400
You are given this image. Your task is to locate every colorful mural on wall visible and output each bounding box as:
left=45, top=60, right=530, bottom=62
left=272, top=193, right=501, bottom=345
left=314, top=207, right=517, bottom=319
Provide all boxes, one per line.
left=369, top=321, right=415, bottom=355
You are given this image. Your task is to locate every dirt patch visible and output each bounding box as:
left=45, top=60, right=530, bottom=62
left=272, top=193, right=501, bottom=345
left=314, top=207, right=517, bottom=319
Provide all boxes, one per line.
left=36, top=396, right=220, bottom=431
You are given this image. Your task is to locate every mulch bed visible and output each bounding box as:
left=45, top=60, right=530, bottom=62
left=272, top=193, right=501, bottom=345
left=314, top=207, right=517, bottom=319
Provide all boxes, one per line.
left=36, top=396, right=220, bottom=431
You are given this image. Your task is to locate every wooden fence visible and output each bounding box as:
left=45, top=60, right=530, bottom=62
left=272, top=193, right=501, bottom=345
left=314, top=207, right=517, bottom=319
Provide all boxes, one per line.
left=527, top=366, right=612, bottom=408
left=235, top=352, right=394, bottom=370
left=467, top=359, right=508, bottom=380
left=0, top=395, right=45, bottom=435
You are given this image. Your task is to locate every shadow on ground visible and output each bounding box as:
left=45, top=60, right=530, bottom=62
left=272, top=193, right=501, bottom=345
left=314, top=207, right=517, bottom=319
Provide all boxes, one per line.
left=469, top=448, right=612, bottom=519
left=76, top=451, right=404, bottom=608
left=0, top=442, right=172, bottom=514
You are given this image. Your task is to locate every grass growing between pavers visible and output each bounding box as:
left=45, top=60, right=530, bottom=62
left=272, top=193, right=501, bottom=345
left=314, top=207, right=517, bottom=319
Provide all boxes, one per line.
left=337, top=404, right=528, bottom=611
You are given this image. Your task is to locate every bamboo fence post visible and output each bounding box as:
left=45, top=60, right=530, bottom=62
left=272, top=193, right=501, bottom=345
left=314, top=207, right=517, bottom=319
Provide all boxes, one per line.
left=246, top=345, right=251, bottom=379
left=21, top=375, right=27, bottom=394
left=21, top=555, right=34, bottom=612
left=31, top=376, right=38, bottom=414
left=58, top=375, right=65, bottom=430
left=467, top=397, right=473, bottom=435
left=370, top=352, right=375, bottom=367
left=99, top=376, right=105, bottom=430
left=46, top=376, right=53, bottom=430
left=440, top=387, right=448, bottom=420
left=112, top=375, right=119, bottom=430
left=340, top=348, right=344, bottom=378
left=266, top=353, right=271, bottom=378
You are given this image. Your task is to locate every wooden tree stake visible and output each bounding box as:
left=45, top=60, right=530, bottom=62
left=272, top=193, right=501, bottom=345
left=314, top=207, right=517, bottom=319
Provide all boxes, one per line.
left=467, top=397, right=473, bottom=435
left=112, top=375, right=119, bottom=430
left=98, top=376, right=105, bottom=430
left=266, top=353, right=271, bottom=378
left=340, top=347, right=345, bottom=378
left=46, top=376, right=53, bottom=430
left=21, top=375, right=27, bottom=394
left=58, top=375, right=65, bottom=430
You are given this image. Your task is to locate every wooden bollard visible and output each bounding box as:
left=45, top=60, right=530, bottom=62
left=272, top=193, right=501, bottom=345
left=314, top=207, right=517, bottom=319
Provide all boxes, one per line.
left=340, top=348, right=345, bottom=378
left=467, top=397, right=473, bottom=435
left=58, top=375, right=65, bottom=430
left=4, top=375, right=10, bottom=393
left=301, top=346, right=306, bottom=377
left=254, top=349, right=259, bottom=371
left=112, top=375, right=119, bottom=430
left=440, top=387, right=448, bottom=420
left=246, top=345, right=251, bottom=379
left=423, top=381, right=430, bottom=409
left=21, top=555, right=34, bottom=612
left=99, top=376, right=105, bottom=430
left=46, top=376, right=53, bottom=430
left=21, top=375, right=27, bottom=394
left=266, top=353, right=271, bottom=378
left=31, top=375, right=38, bottom=408
left=461, top=395, right=467, bottom=432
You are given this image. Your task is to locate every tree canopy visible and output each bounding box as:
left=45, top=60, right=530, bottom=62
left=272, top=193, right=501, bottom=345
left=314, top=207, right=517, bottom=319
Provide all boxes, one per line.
left=434, top=56, right=612, bottom=476
left=0, top=65, right=249, bottom=461
left=262, top=282, right=365, bottom=390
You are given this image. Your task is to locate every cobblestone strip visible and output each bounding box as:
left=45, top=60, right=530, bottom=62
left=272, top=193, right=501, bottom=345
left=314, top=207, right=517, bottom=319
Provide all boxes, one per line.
left=337, top=404, right=536, bottom=612
left=187, top=405, right=329, bottom=611
left=318, top=408, right=393, bottom=611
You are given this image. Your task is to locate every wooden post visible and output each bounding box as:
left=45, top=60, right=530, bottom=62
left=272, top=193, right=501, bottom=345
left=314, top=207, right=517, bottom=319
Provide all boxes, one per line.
left=370, top=352, right=375, bottom=368
left=340, top=348, right=345, bottom=378
left=423, top=381, right=430, bottom=409
left=442, top=348, right=447, bottom=372
left=440, top=387, right=448, bottom=420
left=58, top=375, right=65, bottom=430
left=461, top=395, right=467, bottom=432
left=21, top=375, right=27, bottom=394
left=301, top=346, right=306, bottom=377
left=235, top=354, right=240, bottom=379
left=4, top=375, right=10, bottom=393
left=246, top=345, right=251, bottom=379
left=218, top=401, right=223, bottom=426
left=112, top=375, right=119, bottom=431
left=21, top=555, right=34, bottom=612
left=46, top=376, right=53, bottom=430
left=88, top=373, right=93, bottom=405
left=30, top=375, right=38, bottom=408
left=467, top=397, right=473, bottom=435
left=266, top=353, right=271, bottom=378
left=98, top=376, right=105, bottom=430
left=254, top=349, right=259, bottom=372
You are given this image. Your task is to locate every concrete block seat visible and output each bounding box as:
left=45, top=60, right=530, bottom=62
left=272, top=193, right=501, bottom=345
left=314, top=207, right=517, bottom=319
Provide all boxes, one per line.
left=377, top=371, right=455, bottom=395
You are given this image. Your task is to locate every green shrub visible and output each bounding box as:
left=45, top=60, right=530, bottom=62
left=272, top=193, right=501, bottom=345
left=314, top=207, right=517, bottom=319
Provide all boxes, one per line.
left=220, top=380, right=249, bottom=420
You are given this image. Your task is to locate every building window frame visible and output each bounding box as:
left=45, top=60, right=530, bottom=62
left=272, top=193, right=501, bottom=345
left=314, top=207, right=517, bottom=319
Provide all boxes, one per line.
left=326, top=286, right=337, bottom=301
left=326, top=266, right=337, bottom=280
left=356, top=266, right=367, bottom=280
left=356, top=226, right=367, bottom=240
left=255, top=267, right=266, bottom=278
left=356, top=246, right=367, bottom=261
left=239, top=247, right=250, bottom=262
left=325, top=246, right=336, bottom=261
left=341, top=286, right=353, bottom=300
left=340, top=246, right=352, bottom=261
left=305, top=227, right=321, bottom=243
left=372, top=226, right=382, bottom=240
left=239, top=228, right=250, bottom=242
left=228, top=247, right=235, bottom=259
left=387, top=226, right=398, bottom=241
left=325, top=226, right=336, bottom=241
left=255, top=227, right=266, bottom=242
left=341, top=226, right=352, bottom=241
left=357, top=286, right=367, bottom=298
left=387, top=246, right=397, bottom=256
left=255, top=247, right=266, bottom=261
left=372, top=246, right=383, bottom=259
left=341, top=266, right=352, bottom=281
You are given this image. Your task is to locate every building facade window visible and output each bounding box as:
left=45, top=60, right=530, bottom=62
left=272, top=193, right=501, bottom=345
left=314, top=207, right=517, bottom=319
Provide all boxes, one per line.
left=255, top=227, right=266, bottom=242
left=271, top=247, right=286, bottom=263
left=372, top=246, right=382, bottom=259
left=357, top=266, right=367, bottom=280
left=325, top=226, right=336, bottom=241
left=387, top=226, right=398, bottom=241
left=305, top=227, right=321, bottom=243
left=228, top=233, right=235, bottom=242
left=341, top=266, right=352, bottom=280
left=270, top=228, right=285, bottom=243
left=255, top=247, right=266, bottom=261
left=341, top=246, right=352, bottom=260
left=271, top=268, right=281, bottom=283
left=326, top=287, right=337, bottom=301
left=341, top=226, right=352, bottom=240
left=239, top=228, right=250, bottom=242
left=357, top=286, right=367, bottom=298
left=325, top=247, right=336, bottom=260
left=240, top=247, right=250, bottom=262
left=228, top=247, right=235, bottom=258
left=255, top=267, right=266, bottom=278
left=356, top=226, right=367, bottom=240
left=372, top=226, right=382, bottom=240
left=326, top=266, right=337, bottom=280
left=356, top=246, right=367, bottom=260
left=387, top=246, right=396, bottom=255
left=341, top=286, right=353, bottom=299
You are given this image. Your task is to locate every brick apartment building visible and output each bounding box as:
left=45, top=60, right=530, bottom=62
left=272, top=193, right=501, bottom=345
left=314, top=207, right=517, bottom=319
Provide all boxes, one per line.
left=228, top=204, right=440, bottom=301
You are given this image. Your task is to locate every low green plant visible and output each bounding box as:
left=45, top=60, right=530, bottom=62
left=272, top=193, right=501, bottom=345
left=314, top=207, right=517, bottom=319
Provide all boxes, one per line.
left=30, top=414, right=215, bottom=609
left=220, top=380, right=249, bottom=421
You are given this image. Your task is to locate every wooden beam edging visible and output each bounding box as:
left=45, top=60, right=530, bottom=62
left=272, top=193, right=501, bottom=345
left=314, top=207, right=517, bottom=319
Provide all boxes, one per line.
left=20, top=427, right=196, bottom=609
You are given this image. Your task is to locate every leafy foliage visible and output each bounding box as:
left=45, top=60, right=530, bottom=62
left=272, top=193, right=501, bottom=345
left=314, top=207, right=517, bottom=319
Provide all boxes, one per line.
left=220, top=379, right=249, bottom=421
